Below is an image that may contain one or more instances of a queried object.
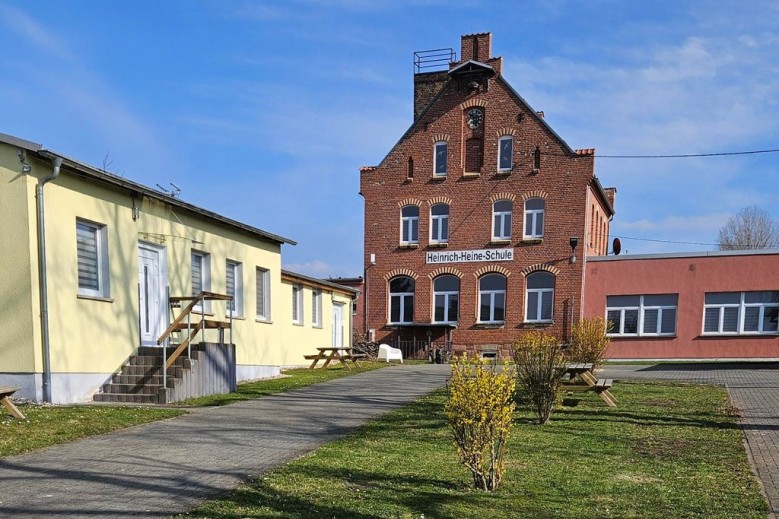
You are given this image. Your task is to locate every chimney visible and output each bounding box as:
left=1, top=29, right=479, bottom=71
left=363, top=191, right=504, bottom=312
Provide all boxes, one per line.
left=604, top=187, right=617, bottom=210
left=461, top=33, right=492, bottom=63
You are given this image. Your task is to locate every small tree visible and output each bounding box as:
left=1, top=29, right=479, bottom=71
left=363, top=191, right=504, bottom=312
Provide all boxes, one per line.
left=512, top=331, right=567, bottom=425
left=445, top=354, right=516, bottom=491
left=718, top=205, right=779, bottom=250
left=566, top=317, right=612, bottom=370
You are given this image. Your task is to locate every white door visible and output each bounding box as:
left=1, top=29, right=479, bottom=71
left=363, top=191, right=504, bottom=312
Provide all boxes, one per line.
left=332, top=303, right=344, bottom=349
left=138, top=244, right=167, bottom=346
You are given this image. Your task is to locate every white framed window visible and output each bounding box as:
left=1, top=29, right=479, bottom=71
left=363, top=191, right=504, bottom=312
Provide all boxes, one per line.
left=492, top=200, right=512, bottom=240
left=703, top=291, right=778, bottom=335
left=430, top=204, right=449, bottom=243
left=433, top=275, right=459, bottom=323
left=607, top=294, right=678, bottom=336
left=479, top=274, right=506, bottom=323
left=389, top=276, right=414, bottom=324
left=256, top=267, right=271, bottom=321
left=434, top=141, right=448, bottom=177
left=312, top=289, right=322, bottom=327
left=400, top=205, right=419, bottom=244
left=191, top=251, right=211, bottom=311
left=524, top=198, right=545, bottom=239
left=226, top=260, right=243, bottom=317
left=525, top=271, right=554, bottom=322
left=76, top=219, right=109, bottom=298
left=292, top=284, right=304, bottom=324
left=498, top=136, right=513, bottom=171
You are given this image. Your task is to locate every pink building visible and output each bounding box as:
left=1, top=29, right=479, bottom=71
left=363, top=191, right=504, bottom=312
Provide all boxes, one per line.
left=584, top=250, right=779, bottom=360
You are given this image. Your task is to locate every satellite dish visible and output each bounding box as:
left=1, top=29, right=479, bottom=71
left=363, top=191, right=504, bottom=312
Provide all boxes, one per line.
left=613, top=238, right=622, bottom=255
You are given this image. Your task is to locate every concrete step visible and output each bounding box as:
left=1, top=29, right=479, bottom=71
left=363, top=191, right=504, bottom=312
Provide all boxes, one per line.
left=111, top=373, right=179, bottom=386
left=103, top=383, right=163, bottom=395
left=117, top=365, right=183, bottom=378
left=93, top=392, right=161, bottom=404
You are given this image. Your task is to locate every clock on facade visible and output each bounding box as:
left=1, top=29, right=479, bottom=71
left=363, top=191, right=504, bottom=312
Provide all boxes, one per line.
left=466, top=108, right=483, bottom=129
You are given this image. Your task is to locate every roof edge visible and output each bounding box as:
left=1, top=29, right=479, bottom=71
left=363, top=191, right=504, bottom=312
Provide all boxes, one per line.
left=281, top=269, right=359, bottom=295
left=587, top=248, right=779, bottom=262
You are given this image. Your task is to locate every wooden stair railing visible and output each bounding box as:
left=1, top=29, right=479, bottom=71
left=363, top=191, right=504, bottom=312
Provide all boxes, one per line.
left=156, top=291, right=233, bottom=388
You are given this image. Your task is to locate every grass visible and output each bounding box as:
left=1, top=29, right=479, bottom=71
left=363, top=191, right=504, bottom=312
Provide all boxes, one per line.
left=0, top=405, right=183, bottom=457
left=180, top=381, right=768, bottom=519
left=182, top=361, right=394, bottom=406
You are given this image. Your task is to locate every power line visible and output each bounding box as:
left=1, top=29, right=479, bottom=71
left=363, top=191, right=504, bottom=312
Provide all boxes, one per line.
left=545, top=148, right=779, bottom=159
left=611, top=234, right=719, bottom=247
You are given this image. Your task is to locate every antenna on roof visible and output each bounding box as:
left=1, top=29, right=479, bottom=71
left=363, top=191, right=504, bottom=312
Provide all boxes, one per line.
left=156, top=182, right=182, bottom=198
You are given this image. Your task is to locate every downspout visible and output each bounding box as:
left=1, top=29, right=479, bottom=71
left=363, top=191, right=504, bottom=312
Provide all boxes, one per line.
left=36, top=154, right=62, bottom=403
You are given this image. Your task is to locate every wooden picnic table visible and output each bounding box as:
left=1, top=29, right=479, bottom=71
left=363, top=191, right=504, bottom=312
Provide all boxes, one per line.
left=0, top=386, right=26, bottom=420
left=560, top=363, right=617, bottom=407
left=305, top=347, right=367, bottom=369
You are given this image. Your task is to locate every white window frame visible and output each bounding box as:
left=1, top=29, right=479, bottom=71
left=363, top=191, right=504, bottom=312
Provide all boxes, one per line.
left=492, top=200, right=512, bottom=241
left=430, top=204, right=449, bottom=244
left=478, top=274, right=506, bottom=324
left=226, top=260, right=243, bottom=317
left=292, top=284, right=304, bottom=325
left=400, top=205, right=419, bottom=245
left=606, top=294, right=678, bottom=337
left=76, top=219, right=110, bottom=298
left=256, top=267, right=271, bottom=322
left=433, top=275, right=459, bottom=324
left=525, top=272, right=554, bottom=323
left=703, top=291, right=779, bottom=335
left=498, top=135, right=513, bottom=172
left=434, top=141, right=448, bottom=177
left=523, top=198, right=545, bottom=239
left=191, top=251, right=211, bottom=312
left=389, top=277, right=414, bottom=324
left=312, top=288, right=322, bottom=328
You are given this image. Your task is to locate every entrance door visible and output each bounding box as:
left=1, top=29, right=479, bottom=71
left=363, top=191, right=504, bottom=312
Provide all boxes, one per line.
left=138, top=244, right=168, bottom=346
left=332, top=303, right=344, bottom=349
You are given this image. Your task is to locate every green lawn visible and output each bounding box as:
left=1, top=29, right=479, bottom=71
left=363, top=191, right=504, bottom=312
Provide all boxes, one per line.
left=180, top=381, right=768, bottom=519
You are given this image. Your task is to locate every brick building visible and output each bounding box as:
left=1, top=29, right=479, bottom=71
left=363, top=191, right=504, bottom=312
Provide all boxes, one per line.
left=359, top=33, right=615, bottom=358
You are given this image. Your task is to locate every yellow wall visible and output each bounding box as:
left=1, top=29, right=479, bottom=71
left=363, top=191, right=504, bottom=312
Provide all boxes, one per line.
left=0, top=145, right=39, bottom=372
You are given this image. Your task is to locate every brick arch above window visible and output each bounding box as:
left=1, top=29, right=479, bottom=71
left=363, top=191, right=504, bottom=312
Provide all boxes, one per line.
left=427, top=196, right=452, bottom=206
left=459, top=99, right=488, bottom=110
left=489, top=192, right=517, bottom=203
left=431, top=133, right=450, bottom=143
left=520, top=263, right=560, bottom=277
left=428, top=266, right=463, bottom=280
left=397, top=198, right=423, bottom=208
left=522, top=190, right=548, bottom=201
left=384, top=269, right=419, bottom=282
left=473, top=265, right=511, bottom=278
left=496, top=127, right=518, bottom=137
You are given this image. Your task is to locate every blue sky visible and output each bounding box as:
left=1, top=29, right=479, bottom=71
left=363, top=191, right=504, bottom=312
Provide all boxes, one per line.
left=1, top=1, right=777, bottom=277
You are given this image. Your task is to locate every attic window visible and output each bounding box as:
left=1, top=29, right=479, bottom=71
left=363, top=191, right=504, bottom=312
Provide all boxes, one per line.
left=407, top=157, right=414, bottom=180
left=533, top=146, right=541, bottom=173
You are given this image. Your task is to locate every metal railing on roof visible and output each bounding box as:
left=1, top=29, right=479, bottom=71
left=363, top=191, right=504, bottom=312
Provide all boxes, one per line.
left=414, top=48, right=456, bottom=74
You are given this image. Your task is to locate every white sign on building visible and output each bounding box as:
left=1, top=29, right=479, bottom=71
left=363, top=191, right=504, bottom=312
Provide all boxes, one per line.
left=426, top=248, right=514, bottom=264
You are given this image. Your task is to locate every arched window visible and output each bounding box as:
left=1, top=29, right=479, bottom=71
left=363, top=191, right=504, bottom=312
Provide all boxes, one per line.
left=434, top=141, right=448, bottom=177
left=498, top=135, right=513, bottom=171
left=525, top=271, right=554, bottom=322
left=492, top=200, right=512, bottom=240
left=524, top=198, right=545, bottom=239
left=389, top=276, right=415, bottom=323
left=430, top=204, right=449, bottom=243
left=400, top=205, right=419, bottom=244
left=479, top=274, right=506, bottom=323
left=433, top=275, right=459, bottom=323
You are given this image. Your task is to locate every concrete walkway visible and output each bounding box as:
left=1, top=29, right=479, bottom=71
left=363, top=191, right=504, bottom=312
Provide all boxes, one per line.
left=601, top=363, right=779, bottom=518
left=0, top=364, right=449, bottom=518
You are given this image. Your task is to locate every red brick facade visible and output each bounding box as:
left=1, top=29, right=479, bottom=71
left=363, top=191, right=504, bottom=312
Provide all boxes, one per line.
left=360, top=33, right=615, bottom=357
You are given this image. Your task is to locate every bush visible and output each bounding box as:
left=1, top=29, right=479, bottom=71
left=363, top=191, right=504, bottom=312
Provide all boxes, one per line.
left=512, top=331, right=567, bottom=425
left=567, top=317, right=612, bottom=369
left=445, top=354, right=516, bottom=491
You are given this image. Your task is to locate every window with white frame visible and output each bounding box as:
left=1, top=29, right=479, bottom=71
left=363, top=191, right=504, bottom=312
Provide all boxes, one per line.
left=76, top=219, right=109, bottom=298
left=525, top=271, right=554, bottom=322
left=225, top=260, right=243, bottom=316
left=256, top=267, right=271, bottom=321
left=479, top=274, right=506, bottom=323
left=400, top=205, right=419, bottom=244
left=434, top=141, right=448, bottom=177
left=524, top=198, right=545, bottom=239
left=492, top=200, right=512, bottom=240
left=191, top=251, right=211, bottom=311
left=498, top=135, right=513, bottom=171
left=703, top=291, right=779, bottom=335
left=292, top=284, right=303, bottom=324
left=606, top=294, right=678, bottom=336
left=433, top=275, right=459, bottom=323
left=430, top=204, right=449, bottom=243
left=389, top=276, right=414, bottom=323
left=312, top=288, right=322, bottom=327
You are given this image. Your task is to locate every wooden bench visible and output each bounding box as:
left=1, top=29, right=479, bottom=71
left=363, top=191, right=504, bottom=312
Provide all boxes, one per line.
left=0, top=386, right=26, bottom=420
left=594, top=379, right=617, bottom=407
left=306, top=348, right=366, bottom=369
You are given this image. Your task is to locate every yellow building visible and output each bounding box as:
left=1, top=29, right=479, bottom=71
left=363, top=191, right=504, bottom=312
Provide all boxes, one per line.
left=0, top=133, right=355, bottom=403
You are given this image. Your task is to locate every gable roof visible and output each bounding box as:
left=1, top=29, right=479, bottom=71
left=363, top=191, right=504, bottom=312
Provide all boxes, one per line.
left=0, top=132, right=296, bottom=246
